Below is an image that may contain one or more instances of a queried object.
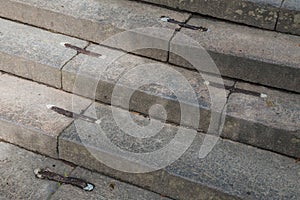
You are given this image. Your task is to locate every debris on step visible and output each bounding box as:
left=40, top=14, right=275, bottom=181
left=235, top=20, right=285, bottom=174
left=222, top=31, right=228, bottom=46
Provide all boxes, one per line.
left=109, top=182, right=116, bottom=191
left=34, top=168, right=95, bottom=191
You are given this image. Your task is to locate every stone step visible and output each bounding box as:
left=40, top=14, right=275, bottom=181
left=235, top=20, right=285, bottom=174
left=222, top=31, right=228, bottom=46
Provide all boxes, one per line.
left=0, top=142, right=74, bottom=200
left=170, top=15, right=300, bottom=93
left=0, top=18, right=299, bottom=158
left=0, top=18, right=87, bottom=88
left=0, top=0, right=299, bottom=92
left=62, top=44, right=300, bottom=158
left=0, top=142, right=169, bottom=200
left=277, top=0, right=300, bottom=36
left=1, top=75, right=300, bottom=200
left=0, top=0, right=189, bottom=62
left=139, top=0, right=300, bottom=36
left=50, top=167, right=171, bottom=200
left=59, top=102, right=300, bottom=200
left=0, top=74, right=92, bottom=158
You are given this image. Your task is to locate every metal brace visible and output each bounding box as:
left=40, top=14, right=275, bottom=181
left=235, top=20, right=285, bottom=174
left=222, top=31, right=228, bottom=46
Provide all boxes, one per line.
left=161, top=16, right=209, bottom=31
left=34, top=168, right=95, bottom=192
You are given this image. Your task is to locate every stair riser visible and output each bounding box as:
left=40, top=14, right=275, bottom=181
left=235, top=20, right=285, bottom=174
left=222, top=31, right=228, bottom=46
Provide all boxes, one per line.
left=170, top=51, right=300, bottom=93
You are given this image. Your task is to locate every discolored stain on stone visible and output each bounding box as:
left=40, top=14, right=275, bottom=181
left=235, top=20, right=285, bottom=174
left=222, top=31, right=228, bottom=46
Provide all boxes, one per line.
left=277, top=0, right=300, bottom=36
left=223, top=82, right=300, bottom=158
left=140, top=0, right=282, bottom=29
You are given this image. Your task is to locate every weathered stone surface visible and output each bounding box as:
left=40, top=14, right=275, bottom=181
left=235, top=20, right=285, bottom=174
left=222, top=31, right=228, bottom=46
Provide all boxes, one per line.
left=0, top=142, right=74, bottom=200
left=0, top=0, right=190, bottom=61
left=277, top=0, right=300, bottom=36
left=223, top=82, right=300, bottom=158
left=59, top=102, right=300, bottom=199
left=62, top=44, right=232, bottom=131
left=59, top=136, right=168, bottom=198
left=0, top=18, right=87, bottom=88
left=59, top=103, right=236, bottom=200
left=170, top=16, right=300, bottom=93
left=167, top=135, right=300, bottom=200
left=140, top=0, right=282, bottom=29
left=0, top=74, right=91, bottom=157
left=51, top=167, right=171, bottom=200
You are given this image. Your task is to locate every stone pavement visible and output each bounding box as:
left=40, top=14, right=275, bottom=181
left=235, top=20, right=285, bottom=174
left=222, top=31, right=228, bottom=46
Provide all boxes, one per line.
left=0, top=141, right=170, bottom=200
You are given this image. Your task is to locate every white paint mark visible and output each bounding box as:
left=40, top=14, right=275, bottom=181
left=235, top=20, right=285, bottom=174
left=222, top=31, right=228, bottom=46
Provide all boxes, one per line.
left=84, top=183, right=94, bottom=191
left=60, top=42, right=68, bottom=47
left=34, top=168, right=43, bottom=178
left=160, top=17, right=169, bottom=22
left=260, top=93, right=268, bottom=98
left=95, top=119, right=102, bottom=124
left=46, top=105, right=55, bottom=109
left=204, top=81, right=210, bottom=86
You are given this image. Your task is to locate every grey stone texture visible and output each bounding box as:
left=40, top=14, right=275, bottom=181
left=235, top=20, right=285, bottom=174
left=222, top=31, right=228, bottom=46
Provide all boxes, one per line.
left=140, top=0, right=282, bottom=30
left=0, top=74, right=91, bottom=157
left=0, top=0, right=190, bottom=61
left=1, top=2, right=299, bottom=93
left=59, top=103, right=237, bottom=200
left=59, top=102, right=300, bottom=200
left=62, top=44, right=233, bottom=132
left=0, top=142, right=167, bottom=200
left=0, top=18, right=87, bottom=88
left=62, top=43, right=300, bottom=158
left=277, top=0, right=300, bottom=35
left=51, top=167, right=171, bottom=200
left=223, top=82, right=300, bottom=158
left=0, top=142, right=74, bottom=200
left=170, top=15, right=300, bottom=93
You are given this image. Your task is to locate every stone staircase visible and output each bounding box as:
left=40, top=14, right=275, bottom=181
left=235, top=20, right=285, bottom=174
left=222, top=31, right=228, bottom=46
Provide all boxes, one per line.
left=0, top=0, right=299, bottom=199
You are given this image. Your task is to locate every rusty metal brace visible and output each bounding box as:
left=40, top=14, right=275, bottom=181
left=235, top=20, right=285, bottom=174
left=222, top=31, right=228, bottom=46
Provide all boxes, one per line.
left=161, top=16, right=209, bottom=31
left=34, top=168, right=95, bottom=191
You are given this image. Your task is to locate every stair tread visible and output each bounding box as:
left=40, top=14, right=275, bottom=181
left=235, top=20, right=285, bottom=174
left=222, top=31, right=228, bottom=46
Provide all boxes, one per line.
left=51, top=167, right=171, bottom=200
left=140, top=0, right=282, bottom=31
left=0, top=74, right=299, bottom=199
left=140, top=0, right=300, bottom=36
left=0, top=18, right=87, bottom=88
left=179, top=16, right=300, bottom=69
left=0, top=0, right=299, bottom=92
left=170, top=15, right=300, bottom=92
left=0, top=0, right=190, bottom=61
left=0, top=142, right=166, bottom=200
left=0, top=74, right=91, bottom=157
left=59, top=101, right=300, bottom=200
left=0, top=17, right=299, bottom=157
left=277, top=0, right=300, bottom=35
left=0, top=142, right=74, bottom=200
left=62, top=42, right=300, bottom=158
